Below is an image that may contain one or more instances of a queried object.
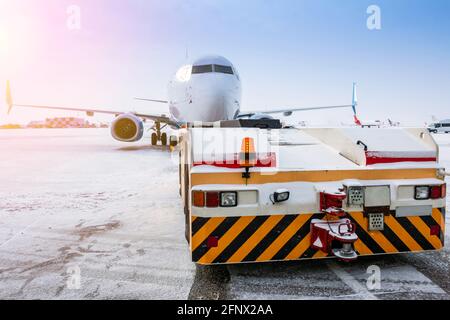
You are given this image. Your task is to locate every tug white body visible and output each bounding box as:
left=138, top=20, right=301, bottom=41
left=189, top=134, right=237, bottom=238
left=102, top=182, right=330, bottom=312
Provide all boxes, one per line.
left=179, top=123, right=446, bottom=265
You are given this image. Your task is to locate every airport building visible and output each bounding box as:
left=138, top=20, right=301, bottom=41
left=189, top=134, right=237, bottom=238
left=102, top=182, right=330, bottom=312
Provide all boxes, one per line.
left=26, top=117, right=103, bottom=129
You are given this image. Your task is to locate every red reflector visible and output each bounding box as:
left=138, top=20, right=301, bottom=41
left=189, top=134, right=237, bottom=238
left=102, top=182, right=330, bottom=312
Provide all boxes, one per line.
left=430, top=186, right=441, bottom=199
left=442, top=184, right=447, bottom=198
left=207, top=236, right=219, bottom=248
left=206, top=192, right=219, bottom=207
left=430, top=225, right=441, bottom=236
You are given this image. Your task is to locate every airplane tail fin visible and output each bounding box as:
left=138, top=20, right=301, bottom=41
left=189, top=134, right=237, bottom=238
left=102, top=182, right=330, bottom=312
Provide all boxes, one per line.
left=6, top=81, right=13, bottom=114
left=351, top=82, right=361, bottom=126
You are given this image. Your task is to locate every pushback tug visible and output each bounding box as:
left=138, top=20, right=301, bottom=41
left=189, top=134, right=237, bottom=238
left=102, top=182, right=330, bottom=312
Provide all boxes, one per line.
left=179, top=119, right=446, bottom=264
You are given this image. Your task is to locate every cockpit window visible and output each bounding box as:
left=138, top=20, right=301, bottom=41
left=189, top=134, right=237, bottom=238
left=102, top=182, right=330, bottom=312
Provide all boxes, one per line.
left=192, top=65, right=213, bottom=74
left=214, top=64, right=234, bottom=74
left=191, top=64, right=235, bottom=75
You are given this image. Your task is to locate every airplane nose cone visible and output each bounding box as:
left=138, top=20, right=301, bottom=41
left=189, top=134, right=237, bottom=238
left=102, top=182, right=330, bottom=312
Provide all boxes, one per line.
left=201, top=93, right=226, bottom=121
left=178, top=72, right=239, bottom=123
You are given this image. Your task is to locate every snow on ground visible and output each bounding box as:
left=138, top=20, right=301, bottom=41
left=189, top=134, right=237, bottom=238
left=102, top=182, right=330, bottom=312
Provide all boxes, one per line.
left=0, top=129, right=194, bottom=299
left=0, top=129, right=449, bottom=300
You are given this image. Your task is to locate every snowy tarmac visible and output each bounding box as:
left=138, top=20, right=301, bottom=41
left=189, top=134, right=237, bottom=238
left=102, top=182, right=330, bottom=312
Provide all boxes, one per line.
left=0, top=129, right=449, bottom=300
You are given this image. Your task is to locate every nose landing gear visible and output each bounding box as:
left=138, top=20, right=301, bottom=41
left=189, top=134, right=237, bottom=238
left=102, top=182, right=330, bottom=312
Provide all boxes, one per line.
left=150, top=121, right=178, bottom=147
left=151, top=121, right=168, bottom=146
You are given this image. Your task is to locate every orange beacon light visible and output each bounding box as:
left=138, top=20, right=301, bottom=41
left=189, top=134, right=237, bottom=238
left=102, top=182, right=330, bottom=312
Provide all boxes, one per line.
left=239, top=137, right=256, bottom=179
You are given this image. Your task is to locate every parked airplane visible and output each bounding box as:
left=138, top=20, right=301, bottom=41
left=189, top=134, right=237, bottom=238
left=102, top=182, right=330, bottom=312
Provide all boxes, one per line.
left=350, top=83, right=381, bottom=128
left=350, top=83, right=401, bottom=128
left=6, top=55, right=355, bottom=145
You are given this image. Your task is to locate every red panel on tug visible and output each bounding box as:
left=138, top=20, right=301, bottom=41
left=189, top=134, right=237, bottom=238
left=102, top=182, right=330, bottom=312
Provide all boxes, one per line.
left=193, top=152, right=277, bottom=168
left=365, top=151, right=436, bottom=165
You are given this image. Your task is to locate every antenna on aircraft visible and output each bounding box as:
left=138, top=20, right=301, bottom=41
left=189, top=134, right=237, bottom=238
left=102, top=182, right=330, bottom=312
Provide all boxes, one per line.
left=185, top=46, right=189, bottom=61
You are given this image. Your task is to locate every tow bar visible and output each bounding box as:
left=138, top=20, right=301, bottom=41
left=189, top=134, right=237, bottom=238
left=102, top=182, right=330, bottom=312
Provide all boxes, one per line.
left=310, top=190, right=359, bottom=261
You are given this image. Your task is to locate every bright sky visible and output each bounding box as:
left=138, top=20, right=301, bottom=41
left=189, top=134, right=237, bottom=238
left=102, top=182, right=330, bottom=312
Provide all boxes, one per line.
left=1, top=0, right=449, bottom=125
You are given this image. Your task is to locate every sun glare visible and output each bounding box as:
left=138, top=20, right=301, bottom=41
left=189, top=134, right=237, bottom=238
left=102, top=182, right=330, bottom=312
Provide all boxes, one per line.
left=176, top=65, right=192, bottom=82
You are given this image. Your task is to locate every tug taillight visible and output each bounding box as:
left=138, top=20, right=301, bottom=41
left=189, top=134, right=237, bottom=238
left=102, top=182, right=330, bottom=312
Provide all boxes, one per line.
left=192, top=191, right=238, bottom=208
left=415, top=184, right=446, bottom=200
left=206, top=192, right=220, bottom=208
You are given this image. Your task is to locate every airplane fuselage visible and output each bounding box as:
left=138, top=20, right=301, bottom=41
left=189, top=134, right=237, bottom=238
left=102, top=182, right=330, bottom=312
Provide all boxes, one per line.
left=167, top=55, right=241, bottom=124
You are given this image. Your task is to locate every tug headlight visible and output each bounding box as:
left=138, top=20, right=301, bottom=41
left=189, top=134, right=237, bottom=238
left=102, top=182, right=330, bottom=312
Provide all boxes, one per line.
left=273, top=189, right=290, bottom=203
left=220, top=192, right=238, bottom=207
left=415, top=186, right=430, bottom=200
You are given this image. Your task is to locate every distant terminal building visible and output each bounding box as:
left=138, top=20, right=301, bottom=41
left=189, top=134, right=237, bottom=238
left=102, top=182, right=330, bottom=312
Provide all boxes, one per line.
left=45, top=117, right=86, bottom=128
left=27, top=121, right=46, bottom=128
left=26, top=117, right=104, bottom=129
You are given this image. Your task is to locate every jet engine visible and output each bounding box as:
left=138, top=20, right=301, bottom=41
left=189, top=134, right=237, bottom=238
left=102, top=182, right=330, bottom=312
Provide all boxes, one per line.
left=111, top=113, right=144, bottom=142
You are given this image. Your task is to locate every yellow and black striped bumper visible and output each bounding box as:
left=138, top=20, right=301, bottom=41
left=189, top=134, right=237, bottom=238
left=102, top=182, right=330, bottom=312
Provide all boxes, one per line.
left=191, top=208, right=445, bottom=265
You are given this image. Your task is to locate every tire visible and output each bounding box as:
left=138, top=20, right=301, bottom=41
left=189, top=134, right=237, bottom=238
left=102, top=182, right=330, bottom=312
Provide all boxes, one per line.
left=170, top=135, right=178, bottom=147
left=161, top=132, right=167, bottom=146
left=184, top=205, right=190, bottom=243
left=184, top=164, right=191, bottom=244
left=151, top=133, right=157, bottom=145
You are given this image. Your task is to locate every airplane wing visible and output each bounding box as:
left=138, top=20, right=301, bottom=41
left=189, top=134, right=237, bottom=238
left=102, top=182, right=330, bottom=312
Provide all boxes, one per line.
left=134, top=98, right=168, bottom=104
left=240, top=83, right=357, bottom=118
left=241, top=104, right=353, bottom=117
left=5, top=81, right=179, bottom=127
